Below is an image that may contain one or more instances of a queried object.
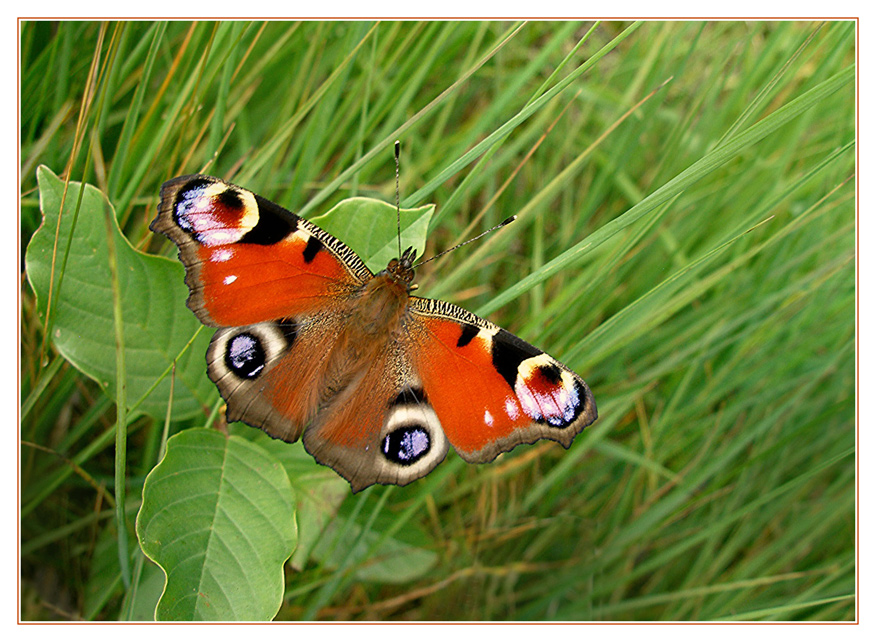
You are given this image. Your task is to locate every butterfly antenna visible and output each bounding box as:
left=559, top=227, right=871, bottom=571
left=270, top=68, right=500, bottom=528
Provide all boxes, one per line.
left=395, top=140, right=402, bottom=259
left=413, top=215, right=517, bottom=268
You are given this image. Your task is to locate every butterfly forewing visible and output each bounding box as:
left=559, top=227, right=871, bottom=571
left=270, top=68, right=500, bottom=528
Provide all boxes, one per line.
left=152, top=175, right=371, bottom=328
left=407, top=297, right=597, bottom=463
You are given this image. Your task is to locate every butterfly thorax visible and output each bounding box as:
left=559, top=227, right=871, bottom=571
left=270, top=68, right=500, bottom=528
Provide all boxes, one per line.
left=355, top=269, right=412, bottom=337
left=343, top=245, right=416, bottom=337
left=317, top=257, right=413, bottom=405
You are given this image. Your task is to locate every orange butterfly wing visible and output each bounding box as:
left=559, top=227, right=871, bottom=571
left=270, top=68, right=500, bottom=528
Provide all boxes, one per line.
left=408, top=298, right=597, bottom=463
left=151, top=175, right=371, bottom=327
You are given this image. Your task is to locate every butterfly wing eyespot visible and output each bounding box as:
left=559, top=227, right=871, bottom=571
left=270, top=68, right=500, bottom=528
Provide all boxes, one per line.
left=301, top=362, right=450, bottom=492
left=206, top=318, right=310, bottom=442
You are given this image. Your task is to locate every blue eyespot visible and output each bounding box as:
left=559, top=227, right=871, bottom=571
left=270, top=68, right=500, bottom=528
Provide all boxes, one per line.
left=225, top=333, right=265, bottom=379
left=382, top=426, right=431, bottom=465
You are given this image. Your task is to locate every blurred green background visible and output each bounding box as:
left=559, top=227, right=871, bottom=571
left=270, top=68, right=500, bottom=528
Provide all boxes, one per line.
left=20, top=20, right=855, bottom=621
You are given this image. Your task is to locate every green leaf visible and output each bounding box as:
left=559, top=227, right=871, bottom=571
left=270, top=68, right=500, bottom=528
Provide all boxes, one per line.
left=25, top=166, right=214, bottom=419
left=231, top=427, right=349, bottom=571
left=136, top=428, right=297, bottom=621
left=311, top=197, right=433, bottom=272
left=125, top=561, right=167, bottom=622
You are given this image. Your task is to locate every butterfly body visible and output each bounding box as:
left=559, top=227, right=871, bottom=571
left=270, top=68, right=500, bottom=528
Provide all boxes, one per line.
left=152, top=174, right=597, bottom=491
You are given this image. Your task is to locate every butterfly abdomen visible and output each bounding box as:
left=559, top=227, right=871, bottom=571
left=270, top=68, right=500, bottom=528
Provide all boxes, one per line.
left=353, top=271, right=411, bottom=335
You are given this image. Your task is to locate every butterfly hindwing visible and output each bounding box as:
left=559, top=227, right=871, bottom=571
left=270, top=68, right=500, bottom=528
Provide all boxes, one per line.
left=206, top=314, right=338, bottom=443
left=301, top=349, right=450, bottom=492
left=152, top=174, right=372, bottom=327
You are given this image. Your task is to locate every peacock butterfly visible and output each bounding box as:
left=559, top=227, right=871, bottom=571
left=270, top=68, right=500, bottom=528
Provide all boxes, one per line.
left=150, top=171, right=597, bottom=492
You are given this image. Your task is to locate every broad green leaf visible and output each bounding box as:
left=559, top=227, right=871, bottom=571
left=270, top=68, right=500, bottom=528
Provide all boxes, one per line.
left=311, top=197, right=433, bottom=272
left=136, top=429, right=297, bottom=621
left=233, top=427, right=348, bottom=571
left=83, top=523, right=165, bottom=621
left=125, top=561, right=167, bottom=622
left=25, top=166, right=214, bottom=418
